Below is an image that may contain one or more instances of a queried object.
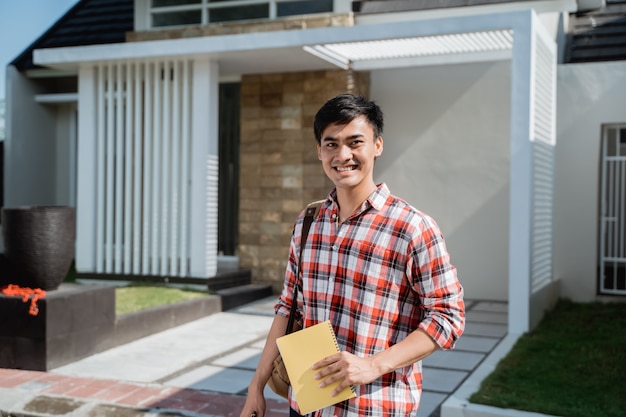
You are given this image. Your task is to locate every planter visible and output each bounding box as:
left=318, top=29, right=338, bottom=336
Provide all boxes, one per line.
left=1, top=206, right=76, bottom=291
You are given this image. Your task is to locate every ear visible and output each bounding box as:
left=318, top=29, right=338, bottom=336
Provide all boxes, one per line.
left=374, top=136, right=383, bottom=157
left=317, top=143, right=322, bottom=160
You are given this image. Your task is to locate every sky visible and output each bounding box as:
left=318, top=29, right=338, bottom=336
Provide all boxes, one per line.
left=0, top=0, right=79, bottom=100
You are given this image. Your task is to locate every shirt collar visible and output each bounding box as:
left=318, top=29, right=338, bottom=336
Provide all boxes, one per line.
left=369, top=183, right=390, bottom=211
left=327, top=183, right=389, bottom=213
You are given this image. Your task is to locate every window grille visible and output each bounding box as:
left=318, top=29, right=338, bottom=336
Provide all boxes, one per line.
left=599, top=125, right=626, bottom=295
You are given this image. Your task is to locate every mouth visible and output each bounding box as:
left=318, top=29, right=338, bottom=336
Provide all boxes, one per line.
left=334, top=165, right=357, bottom=172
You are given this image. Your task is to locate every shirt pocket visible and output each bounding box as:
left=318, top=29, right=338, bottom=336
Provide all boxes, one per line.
left=354, top=241, right=398, bottom=295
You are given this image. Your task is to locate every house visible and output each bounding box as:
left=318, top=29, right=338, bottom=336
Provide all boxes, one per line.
left=4, top=0, right=626, bottom=339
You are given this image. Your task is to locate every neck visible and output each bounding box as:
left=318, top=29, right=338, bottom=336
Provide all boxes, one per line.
left=336, top=182, right=377, bottom=223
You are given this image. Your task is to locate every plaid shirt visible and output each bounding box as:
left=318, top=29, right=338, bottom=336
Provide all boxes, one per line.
left=276, top=183, right=465, bottom=417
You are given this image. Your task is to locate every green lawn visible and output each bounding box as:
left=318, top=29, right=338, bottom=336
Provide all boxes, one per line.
left=469, top=299, right=626, bottom=417
left=115, top=284, right=209, bottom=315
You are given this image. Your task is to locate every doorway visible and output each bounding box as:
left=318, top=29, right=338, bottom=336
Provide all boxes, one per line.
left=218, top=83, right=240, bottom=256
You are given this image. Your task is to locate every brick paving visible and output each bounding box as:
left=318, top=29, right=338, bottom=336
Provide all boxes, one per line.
left=0, top=368, right=288, bottom=417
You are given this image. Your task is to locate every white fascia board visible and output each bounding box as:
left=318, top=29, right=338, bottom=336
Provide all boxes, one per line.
left=34, top=10, right=533, bottom=71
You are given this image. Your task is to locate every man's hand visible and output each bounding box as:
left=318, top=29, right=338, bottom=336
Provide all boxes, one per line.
left=239, top=386, right=266, bottom=417
left=312, top=352, right=382, bottom=397
left=311, top=329, right=440, bottom=397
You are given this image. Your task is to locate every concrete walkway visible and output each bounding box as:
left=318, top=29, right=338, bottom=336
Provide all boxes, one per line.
left=0, top=297, right=508, bottom=417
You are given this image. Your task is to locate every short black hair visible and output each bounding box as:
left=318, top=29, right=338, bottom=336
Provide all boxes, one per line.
left=313, top=94, right=384, bottom=144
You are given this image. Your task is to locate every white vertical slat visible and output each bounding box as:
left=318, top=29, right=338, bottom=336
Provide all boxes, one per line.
left=179, top=59, right=191, bottom=276
left=170, top=61, right=181, bottom=276
left=124, top=62, right=134, bottom=273
left=205, top=61, right=220, bottom=277
left=161, top=61, right=171, bottom=274
left=88, top=57, right=200, bottom=278
left=105, top=62, right=115, bottom=272
left=616, top=160, right=626, bottom=258
left=151, top=61, right=162, bottom=274
left=614, top=131, right=626, bottom=262
left=206, top=154, right=219, bottom=275
left=599, top=130, right=608, bottom=292
left=142, top=62, right=153, bottom=273
left=133, top=62, right=143, bottom=274
left=612, top=154, right=617, bottom=261
left=612, top=157, right=617, bottom=261
left=529, top=28, right=555, bottom=294
left=606, top=161, right=616, bottom=257
left=76, top=65, right=98, bottom=274
left=115, top=63, right=124, bottom=273
left=95, top=64, right=106, bottom=273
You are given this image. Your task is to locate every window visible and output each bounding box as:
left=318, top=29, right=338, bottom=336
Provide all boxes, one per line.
left=150, top=0, right=334, bottom=28
left=599, top=124, right=626, bottom=295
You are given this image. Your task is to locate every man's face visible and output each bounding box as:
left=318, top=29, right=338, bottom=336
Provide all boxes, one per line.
left=317, top=116, right=383, bottom=192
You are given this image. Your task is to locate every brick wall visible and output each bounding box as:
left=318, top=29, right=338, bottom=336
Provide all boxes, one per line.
left=239, top=70, right=370, bottom=292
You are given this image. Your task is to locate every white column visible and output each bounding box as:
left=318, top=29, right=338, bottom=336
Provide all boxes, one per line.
left=75, top=64, right=98, bottom=273
left=508, top=13, right=534, bottom=335
left=189, top=57, right=219, bottom=278
left=508, top=11, right=556, bottom=334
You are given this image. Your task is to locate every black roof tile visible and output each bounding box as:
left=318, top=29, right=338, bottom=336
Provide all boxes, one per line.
left=11, top=0, right=133, bottom=71
left=567, top=1, right=626, bottom=63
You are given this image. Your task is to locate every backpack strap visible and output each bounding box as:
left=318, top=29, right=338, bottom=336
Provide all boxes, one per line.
left=285, top=199, right=325, bottom=335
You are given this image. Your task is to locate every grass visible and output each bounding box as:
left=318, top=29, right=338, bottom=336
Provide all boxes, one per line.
left=114, top=283, right=210, bottom=315
left=469, top=299, right=626, bottom=417
left=60, top=265, right=209, bottom=316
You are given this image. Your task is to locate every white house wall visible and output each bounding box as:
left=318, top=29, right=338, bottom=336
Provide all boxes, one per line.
left=54, top=104, right=77, bottom=207
left=371, top=61, right=511, bottom=301
left=555, top=61, right=626, bottom=302
left=5, top=66, right=59, bottom=207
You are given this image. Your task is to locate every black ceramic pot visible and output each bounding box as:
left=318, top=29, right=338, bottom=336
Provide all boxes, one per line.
left=1, top=206, right=76, bottom=291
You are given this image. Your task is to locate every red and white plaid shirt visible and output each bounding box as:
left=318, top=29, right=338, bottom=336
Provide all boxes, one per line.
left=276, top=183, right=465, bottom=417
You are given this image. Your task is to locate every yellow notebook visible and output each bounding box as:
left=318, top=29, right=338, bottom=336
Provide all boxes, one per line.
left=276, top=320, right=356, bottom=414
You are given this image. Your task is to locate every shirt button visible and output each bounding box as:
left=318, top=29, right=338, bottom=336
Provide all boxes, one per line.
left=329, top=277, right=334, bottom=282
left=331, top=213, right=337, bottom=220
left=331, top=245, right=338, bottom=251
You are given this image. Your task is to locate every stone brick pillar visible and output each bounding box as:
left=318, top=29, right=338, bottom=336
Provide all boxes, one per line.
left=239, top=70, right=369, bottom=292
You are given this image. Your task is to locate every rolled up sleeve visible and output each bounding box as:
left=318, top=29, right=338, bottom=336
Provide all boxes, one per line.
left=411, top=217, right=465, bottom=349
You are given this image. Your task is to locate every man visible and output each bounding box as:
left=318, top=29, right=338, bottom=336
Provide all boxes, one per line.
left=240, top=94, right=465, bottom=417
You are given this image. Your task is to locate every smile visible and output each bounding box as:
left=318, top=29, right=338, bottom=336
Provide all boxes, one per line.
left=335, top=166, right=357, bottom=172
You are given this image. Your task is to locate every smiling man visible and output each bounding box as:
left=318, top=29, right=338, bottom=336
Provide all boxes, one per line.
left=240, top=94, right=465, bottom=417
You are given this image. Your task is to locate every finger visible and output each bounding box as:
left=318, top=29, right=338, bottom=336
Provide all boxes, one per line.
left=312, top=355, right=338, bottom=370
left=331, top=383, right=347, bottom=397
left=318, top=368, right=345, bottom=388
left=313, top=353, right=341, bottom=369
left=314, top=362, right=340, bottom=380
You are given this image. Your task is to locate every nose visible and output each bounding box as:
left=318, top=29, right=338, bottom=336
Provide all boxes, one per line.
left=337, top=144, right=353, bottom=161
